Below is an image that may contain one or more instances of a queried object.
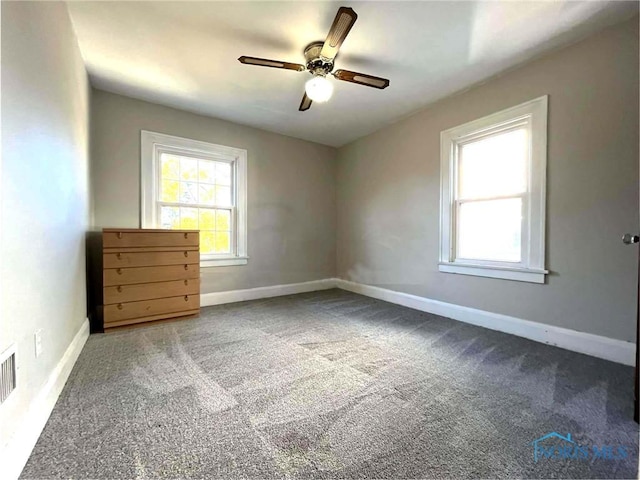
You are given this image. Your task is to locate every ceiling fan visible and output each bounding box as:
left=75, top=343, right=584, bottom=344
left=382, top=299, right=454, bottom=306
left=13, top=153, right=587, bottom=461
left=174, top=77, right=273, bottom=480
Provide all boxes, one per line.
left=238, top=6, right=390, bottom=112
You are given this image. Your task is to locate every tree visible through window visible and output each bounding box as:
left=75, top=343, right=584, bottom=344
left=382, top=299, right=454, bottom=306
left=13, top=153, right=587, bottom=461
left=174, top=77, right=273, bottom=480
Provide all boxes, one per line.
left=141, top=131, right=248, bottom=267
left=158, top=153, right=233, bottom=255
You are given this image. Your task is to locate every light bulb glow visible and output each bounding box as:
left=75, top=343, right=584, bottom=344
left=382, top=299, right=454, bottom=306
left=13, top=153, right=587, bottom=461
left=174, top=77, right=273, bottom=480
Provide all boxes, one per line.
left=305, top=75, right=333, bottom=103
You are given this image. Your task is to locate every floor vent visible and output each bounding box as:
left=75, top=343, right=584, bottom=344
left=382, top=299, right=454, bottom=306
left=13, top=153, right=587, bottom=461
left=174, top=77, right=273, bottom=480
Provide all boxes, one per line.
left=0, top=346, right=16, bottom=404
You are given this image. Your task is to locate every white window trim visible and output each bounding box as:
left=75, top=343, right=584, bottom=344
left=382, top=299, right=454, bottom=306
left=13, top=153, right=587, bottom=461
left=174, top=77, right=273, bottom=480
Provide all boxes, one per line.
left=141, top=130, right=248, bottom=267
left=439, top=96, right=548, bottom=284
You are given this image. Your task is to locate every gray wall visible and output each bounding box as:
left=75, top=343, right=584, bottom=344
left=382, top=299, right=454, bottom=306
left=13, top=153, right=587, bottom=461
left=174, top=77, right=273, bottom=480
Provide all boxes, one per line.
left=336, top=17, right=639, bottom=342
left=0, top=0, right=89, bottom=454
left=91, top=90, right=337, bottom=293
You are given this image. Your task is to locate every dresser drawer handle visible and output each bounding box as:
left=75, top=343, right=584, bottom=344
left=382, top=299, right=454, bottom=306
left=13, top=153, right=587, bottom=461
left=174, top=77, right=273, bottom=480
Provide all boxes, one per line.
left=116, top=268, right=122, bottom=275
left=184, top=264, right=188, bottom=270
left=184, top=251, right=188, bottom=257
left=117, top=303, right=123, bottom=310
left=117, top=286, right=122, bottom=293
left=184, top=280, right=188, bottom=286
left=184, top=295, right=189, bottom=302
left=184, top=233, right=188, bottom=239
left=116, top=253, right=121, bottom=260
left=117, top=232, right=122, bottom=239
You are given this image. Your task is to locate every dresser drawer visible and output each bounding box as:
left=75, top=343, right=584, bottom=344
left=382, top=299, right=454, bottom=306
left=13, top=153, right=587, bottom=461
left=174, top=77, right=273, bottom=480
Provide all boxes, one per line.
left=103, top=230, right=199, bottom=248
left=104, top=278, right=199, bottom=305
left=103, top=294, right=200, bottom=323
left=104, top=264, right=199, bottom=286
left=104, top=250, right=199, bottom=268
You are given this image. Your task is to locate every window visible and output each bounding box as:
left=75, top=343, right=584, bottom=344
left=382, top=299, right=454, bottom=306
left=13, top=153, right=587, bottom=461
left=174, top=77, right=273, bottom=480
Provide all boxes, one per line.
left=141, top=131, right=247, bottom=267
left=439, top=96, right=548, bottom=283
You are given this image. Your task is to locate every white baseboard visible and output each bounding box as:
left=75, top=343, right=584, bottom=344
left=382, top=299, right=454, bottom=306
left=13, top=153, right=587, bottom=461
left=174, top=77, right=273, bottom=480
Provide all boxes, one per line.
left=200, top=277, right=634, bottom=365
left=201, top=278, right=336, bottom=307
left=3, top=318, right=89, bottom=480
left=334, top=279, right=636, bottom=366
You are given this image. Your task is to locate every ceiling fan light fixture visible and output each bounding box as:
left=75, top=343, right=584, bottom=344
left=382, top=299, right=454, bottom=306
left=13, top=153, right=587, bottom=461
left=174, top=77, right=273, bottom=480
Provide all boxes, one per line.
left=305, top=75, right=333, bottom=103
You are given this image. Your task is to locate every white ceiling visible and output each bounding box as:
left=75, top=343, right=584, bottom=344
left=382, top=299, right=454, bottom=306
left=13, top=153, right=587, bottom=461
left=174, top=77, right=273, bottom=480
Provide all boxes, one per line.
left=67, top=1, right=638, bottom=147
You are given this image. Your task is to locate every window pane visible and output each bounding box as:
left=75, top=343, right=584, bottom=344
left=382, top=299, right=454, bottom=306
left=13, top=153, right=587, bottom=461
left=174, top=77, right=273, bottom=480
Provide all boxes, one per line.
left=457, top=198, right=521, bottom=262
left=160, top=154, right=180, bottom=180
left=459, top=128, right=527, bottom=199
left=201, top=231, right=215, bottom=254
left=216, top=162, right=232, bottom=186
left=160, top=179, right=179, bottom=202
left=180, top=182, right=198, bottom=204
left=216, top=210, right=231, bottom=231
left=160, top=206, right=180, bottom=229
left=215, top=186, right=231, bottom=206
left=179, top=207, right=198, bottom=229
left=199, top=208, right=216, bottom=230
left=180, top=157, right=198, bottom=181
left=198, top=160, right=215, bottom=184
left=199, top=184, right=215, bottom=205
left=215, top=231, right=231, bottom=254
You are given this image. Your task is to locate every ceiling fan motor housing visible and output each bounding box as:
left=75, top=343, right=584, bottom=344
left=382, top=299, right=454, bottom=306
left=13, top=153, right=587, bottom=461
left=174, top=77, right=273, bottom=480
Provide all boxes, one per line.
left=304, top=42, right=334, bottom=76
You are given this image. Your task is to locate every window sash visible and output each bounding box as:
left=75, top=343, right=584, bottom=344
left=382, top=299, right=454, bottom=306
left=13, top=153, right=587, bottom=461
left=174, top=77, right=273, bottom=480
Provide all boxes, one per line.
left=156, top=202, right=236, bottom=258
left=156, top=148, right=236, bottom=203
left=453, top=193, right=527, bottom=267
left=155, top=159, right=237, bottom=212
left=454, top=121, right=530, bottom=202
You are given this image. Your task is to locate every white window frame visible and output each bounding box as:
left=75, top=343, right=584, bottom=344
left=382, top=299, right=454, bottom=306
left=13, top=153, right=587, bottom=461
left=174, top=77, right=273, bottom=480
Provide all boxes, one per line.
left=439, top=96, right=548, bottom=283
left=141, top=130, right=248, bottom=267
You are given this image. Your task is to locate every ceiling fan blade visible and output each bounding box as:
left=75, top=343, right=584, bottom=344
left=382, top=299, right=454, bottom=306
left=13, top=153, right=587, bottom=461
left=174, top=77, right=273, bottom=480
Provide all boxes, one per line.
left=320, top=7, right=358, bottom=61
left=299, top=92, right=313, bottom=111
left=238, top=56, right=305, bottom=72
left=333, top=70, right=390, bottom=89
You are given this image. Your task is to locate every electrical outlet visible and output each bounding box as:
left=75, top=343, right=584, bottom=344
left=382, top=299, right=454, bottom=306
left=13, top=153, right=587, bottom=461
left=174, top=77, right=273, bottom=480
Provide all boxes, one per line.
left=34, top=329, right=43, bottom=358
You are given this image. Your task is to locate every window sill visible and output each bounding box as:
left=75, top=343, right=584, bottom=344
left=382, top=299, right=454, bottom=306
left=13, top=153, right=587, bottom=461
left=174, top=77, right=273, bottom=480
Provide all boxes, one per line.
left=201, top=257, right=249, bottom=268
left=438, top=262, right=547, bottom=284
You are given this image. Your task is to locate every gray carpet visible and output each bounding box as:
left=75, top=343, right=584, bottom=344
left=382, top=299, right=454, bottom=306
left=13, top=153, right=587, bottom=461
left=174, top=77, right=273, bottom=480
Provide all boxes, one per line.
left=21, top=289, right=638, bottom=479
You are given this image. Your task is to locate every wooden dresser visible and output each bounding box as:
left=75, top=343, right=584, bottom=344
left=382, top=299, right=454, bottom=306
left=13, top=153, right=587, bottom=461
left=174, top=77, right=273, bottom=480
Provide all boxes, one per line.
left=101, top=228, right=200, bottom=330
